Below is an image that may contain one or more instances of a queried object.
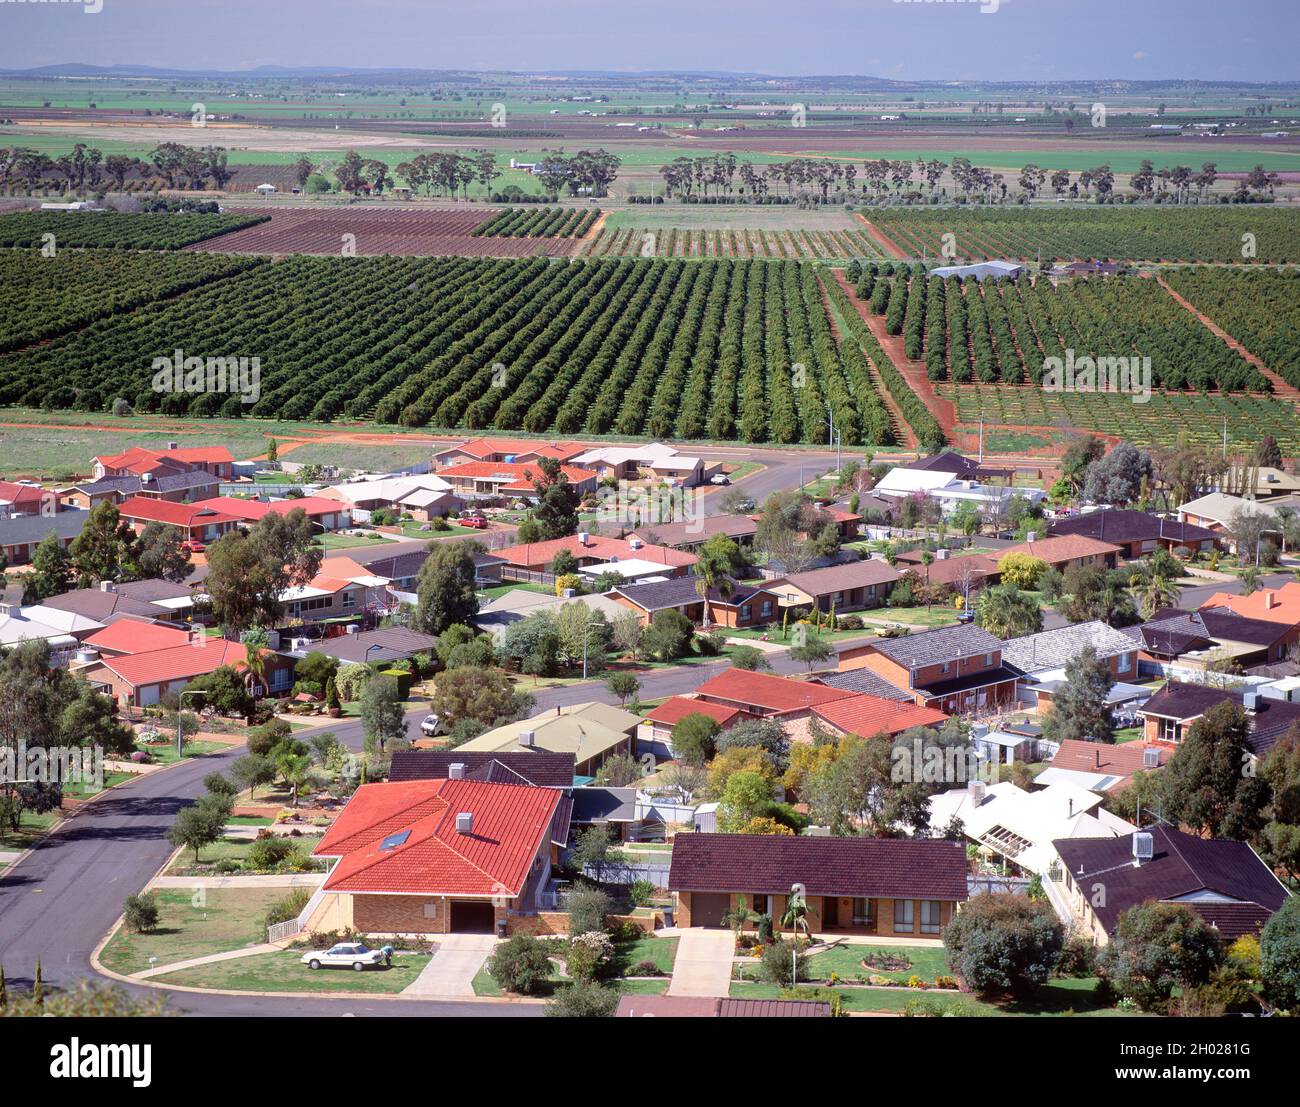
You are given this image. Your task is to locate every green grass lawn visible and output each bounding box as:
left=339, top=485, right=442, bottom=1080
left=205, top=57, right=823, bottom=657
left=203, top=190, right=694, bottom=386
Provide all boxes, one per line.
left=0, top=808, right=61, bottom=852
left=1113, top=726, right=1145, bottom=744
left=806, top=943, right=951, bottom=985
left=315, top=532, right=392, bottom=550
left=611, top=936, right=679, bottom=976
left=99, top=887, right=290, bottom=976
left=227, top=816, right=275, bottom=827
left=64, top=770, right=133, bottom=798
left=135, top=738, right=226, bottom=766
left=164, top=835, right=258, bottom=875
left=154, top=949, right=431, bottom=994
left=478, top=582, right=553, bottom=602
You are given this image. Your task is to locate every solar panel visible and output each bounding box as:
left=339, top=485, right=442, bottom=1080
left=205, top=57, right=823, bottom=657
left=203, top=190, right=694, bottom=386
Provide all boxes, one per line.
left=379, top=829, right=410, bottom=851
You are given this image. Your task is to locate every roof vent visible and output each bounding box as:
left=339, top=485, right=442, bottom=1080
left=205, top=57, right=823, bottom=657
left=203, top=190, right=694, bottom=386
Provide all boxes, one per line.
left=1132, top=831, right=1154, bottom=865
left=455, top=812, right=473, bottom=835
left=448, top=762, right=466, bottom=780
left=1025, top=530, right=1037, bottom=543
left=1142, top=747, right=1160, bottom=769
left=99, top=580, right=116, bottom=593
left=517, top=729, right=536, bottom=748
left=1243, top=691, right=1260, bottom=712
left=967, top=780, right=986, bottom=806
left=141, top=472, right=153, bottom=483
left=578, top=531, right=590, bottom=546
left=629, top=537, right=644, bottom=550
left=936, top=548, right=949, bottom=560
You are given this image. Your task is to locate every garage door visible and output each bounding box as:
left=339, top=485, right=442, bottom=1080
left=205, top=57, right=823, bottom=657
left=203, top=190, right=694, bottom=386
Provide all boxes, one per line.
left=449, top=900, right=496, bottom=934
left=690, top=893, right=731, bottom=928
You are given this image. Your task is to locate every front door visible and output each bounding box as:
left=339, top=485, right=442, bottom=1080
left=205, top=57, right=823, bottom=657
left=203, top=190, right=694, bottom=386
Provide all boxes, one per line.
left=821, top=896, right=837, bottom=929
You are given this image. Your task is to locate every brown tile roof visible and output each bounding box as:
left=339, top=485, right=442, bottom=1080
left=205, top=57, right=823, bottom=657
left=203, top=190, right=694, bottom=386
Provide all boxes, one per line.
left=1049, top=739, right=1171, bottom=783
left=644, top=696, right=743, bottom=729
left=630, top=514, right=759, bottom=548
left=993, top=534, right=1121, bottom=565
left=898, top=554, right=999, bottom=588
left=668, top=834, right=970, bottom=901
left=765, top=558, right=901, bottom=597
left=811, top=695, right=949, bottom=738
left=615, top=996, right=831, bottom=1017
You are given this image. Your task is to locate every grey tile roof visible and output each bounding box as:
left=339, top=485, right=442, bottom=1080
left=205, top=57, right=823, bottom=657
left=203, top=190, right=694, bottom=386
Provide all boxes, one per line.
left=612, top=575, right=769, bottom=612
left=0, top=509, right=88, bottom=547
left=1048, top=508, right=1216, bottom=547
left=38, top=586, right=162, bottom=620
left=570, top=786, right=639, bottom=823
left=388, top=750, right=575, bottom=788
left=814, top=668, right=913, bottom=702
left=871, top=623, right=1002, bottom=668
left=1001, top=620, right=1138, bottom=674
left=305, top=627, right=441, bottom=664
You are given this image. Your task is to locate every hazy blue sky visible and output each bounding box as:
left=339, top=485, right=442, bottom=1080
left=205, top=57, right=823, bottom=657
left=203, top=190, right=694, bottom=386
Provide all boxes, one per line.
left=1, top=0, right=1295, bottom=82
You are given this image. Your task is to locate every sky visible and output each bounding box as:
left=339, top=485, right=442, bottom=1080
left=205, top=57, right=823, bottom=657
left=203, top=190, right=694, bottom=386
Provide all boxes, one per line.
left=0, top=0, right=1296, bottom=83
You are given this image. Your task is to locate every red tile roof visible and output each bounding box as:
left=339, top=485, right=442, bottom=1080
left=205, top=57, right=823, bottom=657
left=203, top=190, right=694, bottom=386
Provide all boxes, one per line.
left=116, top=496, right=241, bottom=528
left=191, top=496, right=348, bottom=521
left=96, top=637, right=249, bottom=687
left=644, top=696, right=743, bottom=729
left=439, top=460, right=598, bottom=494
left=1049, top=738, right=1171, bottom=786
left=694, top=669, right=859, bottom=714
left=83, top=620, right=195, bottom=655
left=811, top=695, right=948, bottom=737
left=314, top=779, right=560, bottom=897
left=97, top=445, right=233, bottom=470
left=498, top=532, right=697, bottom=570
left=1200, top=582, right=1300, bottom=625
left=0, top=481, right=46, bottom=508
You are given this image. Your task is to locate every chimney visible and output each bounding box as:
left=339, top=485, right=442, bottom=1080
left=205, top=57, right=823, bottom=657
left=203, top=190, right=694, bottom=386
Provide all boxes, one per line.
left=448, top=762, right=465, bottom=780
left=1264, top=592, right=1277, bottom=610
left=517, top=729, right=536, bottom=748
left=99, top=580, right=116, bottom=593
left=1243, top=691, right=1259, bottom=713
left=967, top=779, right=986, bottom=805
left=1094, top=747, right=1101, bottom=768
left=455, top=812, right=473, bottom=834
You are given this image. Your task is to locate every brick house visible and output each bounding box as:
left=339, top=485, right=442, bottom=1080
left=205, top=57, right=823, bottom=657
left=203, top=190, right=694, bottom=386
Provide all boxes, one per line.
left=496, top=532, right=697, bottom=576
left=437, top=460, right=598, bottom=501
left=1131, top=606, right=1298, bottom=669
left=991, top=534, right=1121, bottom=574
left=836, top=624, right=1020, bottom=715
left=1053, top=826, right=1291, bottom=946
left=1138, top=681, right=1300, bottom=757
left=609, top=576, right=783, bottom=628
left=0, top=510, right=87, bottom=566
left=628, top=514, right=759, bottom=552
left=1047, top=508, right=1219, bottom=559
left=92, top=444, right=234, bottom=481
left=58, top=470, right=221, bottom=511
left=763, top=559, right=902, bottom=615
left=193, top=495, right=352, bottom=532
left=433, top=438, right=587, bottom=469
left=668, top=834, right=969, bottom=937
left=307, top=779, right=568, bottom=935
left=80, top=636, right=295, bottom=707
left=116, top=497, right=242, bottom=545
left=0, top=481, right=48, bottom=519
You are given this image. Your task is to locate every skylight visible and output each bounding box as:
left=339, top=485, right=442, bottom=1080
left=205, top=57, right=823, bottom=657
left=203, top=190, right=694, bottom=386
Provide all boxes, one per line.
left=379, top=829, right=411, bottom=851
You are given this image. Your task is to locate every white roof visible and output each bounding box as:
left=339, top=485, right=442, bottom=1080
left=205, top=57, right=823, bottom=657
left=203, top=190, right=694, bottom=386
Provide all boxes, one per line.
left=149, top=595, right=195, bottom=610
left=323, top=474, right=452, bottom=505
left=18, top=605, right=106, bottom=635
left=576, top=558, right=677, bottom=580
left=573, top=442, right=683, bottom=467
left=0, top=610, right=85, bottom=647
left=278, top=584, right=336, bottom=602
left=928, top=780, right=1135, bottom=874
left=1034, top=766, right=1127, bottom=793
left=875, top=467, right=955, bottom=495
left=1179, top=492, right=1279, bottom=528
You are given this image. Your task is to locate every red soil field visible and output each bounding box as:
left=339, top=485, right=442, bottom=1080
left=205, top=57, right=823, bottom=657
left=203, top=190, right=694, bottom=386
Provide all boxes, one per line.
left=187, top=207, right=582, bottom=257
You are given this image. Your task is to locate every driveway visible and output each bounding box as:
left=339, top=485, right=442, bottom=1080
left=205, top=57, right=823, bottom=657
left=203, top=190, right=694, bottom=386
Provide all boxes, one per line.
left=667, top=928, right=735, bottom=998
left=402, top=933, right=497, bottom=997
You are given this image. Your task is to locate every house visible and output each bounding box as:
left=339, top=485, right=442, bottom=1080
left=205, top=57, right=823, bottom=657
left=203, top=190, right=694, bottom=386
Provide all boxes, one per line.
left=389, top=750, right=576, bottom=789
left=39, top=579, right=195, bottom=624
left=0, top=480, right=48, bottom=519
left=495, top=532, right=697, bottom=576
left=628, top=513, right=759, bottom=552
left=569, top=786, right=653, bottom=841
left=437, top=460, right=599, bottom=502
left=328, top=541, right=432, bottom=592
left=573, top=443, right=705, bottom=487
left=1133, top=606, right=1298, bottom=669
left=763, top=558, right=902, bottom=614
left=929, top=260, right=1024, bottom=281
left=1139, top=681, right=1300, bottom=757
left=808, top=695, right=948, bottom=739
left=835, top=624, right=1019, bottom=715
left=300, top=626, right=442, bottom=665
left=813, top=666, right=914, bottom=702
left=1048, top=508, right=1218, bottom=558
left=93, top=444, right=234, bottom=482
left=639, top=696, right=744, bottom=750
left=472, top=590, right=629, bottom=634
left=692, top=668, right=859, bottom=727
left=1053, top=826, right=1291, bottom=945
left=928, top=779, right=1135, bottom=876
left=306, top=779, right=566, bottom=935
left=80, top=636, right=294, bottom=707
left=191, top=496, right=352, bottom=532
left=991, top=534, right=1121, bottom=573
left=667, top=834, right=969, bottom=936
left=874, top=467, right=1045, bottom=516
left=1036, top=738, right=1171, bottom=794
left=894, top=550, right=1000, bottom=597
left=0, top=602, right=93, bottom=653
left=1001, top=620, right=1141, bottom=711
left=902, top=450, right=1013, bottom=483
left=318, top=474, right=460, bottom=521
left=1178, top=492, right=1281, bottom=548
left=0, top=509, right=87, bottom=566
left=80, top=620, right=195, bottom=657
left=608, top=576, right=783, bottom=628
left=1223, top=466, right=1300, bottom=499
left=278, top=563, right=387, bottom=624
left=1199, top=581, right=1300, bottom=627
left=58, top=469, right=222, bottom=511
left=616, top=996, right=831, bottom=1018
left=116, top=497, right=242, bottom=545
left=453, top=702, right=640, bottom=778
left=433, top=438, right=587, bottom=469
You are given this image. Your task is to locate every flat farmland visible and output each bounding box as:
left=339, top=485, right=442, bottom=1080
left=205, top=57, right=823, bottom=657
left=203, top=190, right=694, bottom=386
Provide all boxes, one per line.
left=188, top=206, right=581, bottom=257
left=586, top=224, right=888, bottom=259
left=868, top=206, right=1300, bottom=263
left=0, top=254, right=896, bottom=446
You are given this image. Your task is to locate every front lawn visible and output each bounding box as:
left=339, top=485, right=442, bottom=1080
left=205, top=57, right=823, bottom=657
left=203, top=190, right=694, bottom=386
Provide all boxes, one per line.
left=64, top=771, right=133, bottom=798
left=154, top=949, right=431, bottom=994
left=135, top=738, right=227, bottom=766
left=315, top=532, right=391, bottom=550
left=99, top=887, right=289, bottom=976
left=164, top=834, right=323, bottom=877
left=611, top=935, right=678, bottom=976
left=0, top=808, right=60, bottom=852
left=806, top=943, right=951, bottom=985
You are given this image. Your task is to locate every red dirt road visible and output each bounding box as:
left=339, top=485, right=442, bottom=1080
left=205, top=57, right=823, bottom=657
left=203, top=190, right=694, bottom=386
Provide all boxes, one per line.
left=853, top=212, right=908, bottom=259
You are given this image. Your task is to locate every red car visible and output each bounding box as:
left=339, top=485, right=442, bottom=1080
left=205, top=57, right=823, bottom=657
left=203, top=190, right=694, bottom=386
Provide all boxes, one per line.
left=459, top=515, right=489, bottom=530
left=182, top=540, right=206, bottom=554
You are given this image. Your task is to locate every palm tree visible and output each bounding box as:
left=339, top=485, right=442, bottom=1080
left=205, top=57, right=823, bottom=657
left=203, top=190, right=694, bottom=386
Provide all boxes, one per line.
left=781, top=886, right=812, bottom=941
left=1134, top=574, right=1181, bottom=620
left=723, top=895, right=761, bottom=940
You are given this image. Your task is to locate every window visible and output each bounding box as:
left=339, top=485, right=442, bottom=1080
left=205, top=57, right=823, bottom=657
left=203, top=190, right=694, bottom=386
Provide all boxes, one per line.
left=1117, top=652, right=1131, bottom=673
left=894, top=900, right=914, bottom=930
left=1161, top=717, right=1180, bottom=744
left=941, top=661, right=951, bottom=674
left=341, top=591, right=355, bottom=609
left=984, top=652, right=994, bottom=667
left=752, top=894, right=769, bottom=916
left=741, top=604, right=752, bottom=620
left=760, top=600, right=772, bottom=618
left=852, top=898, right=874, bottom=927
left=921, top=901, right=942, bottom=934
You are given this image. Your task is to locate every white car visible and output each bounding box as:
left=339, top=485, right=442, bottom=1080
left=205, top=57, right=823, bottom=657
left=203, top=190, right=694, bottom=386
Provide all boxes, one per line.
left=710, top=473, right=731, bottom=485
left=420, top=713, right=445, bottom=737
left=301, top=943, right=386, bottom=971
